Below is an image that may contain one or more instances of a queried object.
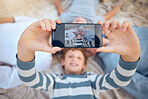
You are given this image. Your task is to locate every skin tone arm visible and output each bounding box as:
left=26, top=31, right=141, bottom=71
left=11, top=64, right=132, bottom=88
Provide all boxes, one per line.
left=0, top=17, right=14, bottom=24
left=53, top=0, right=64, bottom=16
left=103, top=6, right=121, bottom=21
left=17, top=19, right=140, bottom=63
left=102, top=0, right=106, bottom=2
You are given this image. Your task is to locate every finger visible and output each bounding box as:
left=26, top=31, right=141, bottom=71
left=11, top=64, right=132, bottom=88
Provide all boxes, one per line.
left=116, top=21, right=121, bottom=29
left=96, top=46, right=115, bottom=53
left=49, top=36, right=52, bottom=46
left=102, top=22, right=111, bottom=37
left=34, top=20, right=46, bottom=31
left=97, top=21, right=103, bottom=26
left=103, top=21, right=110, bottom=29
left=42, top=45, right=61, bottom=53
left=109, top=20, right=120, bottom=30
left=103, top=37, right=110, bottom=46
left=42, top=18, right=52, bottom=31
left=55, top=19, right=62, bottom=24
left=121, top=21, right=132, bottom=32
left=60, top=48, right=64, bottom=50
left=48, top=19, right=56, bottom=30
left=50, top=47, right=61, bottom=54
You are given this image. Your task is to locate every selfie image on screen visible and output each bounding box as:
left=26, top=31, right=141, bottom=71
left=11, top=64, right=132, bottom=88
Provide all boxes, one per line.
left=65, top=24, right=95, bottom=47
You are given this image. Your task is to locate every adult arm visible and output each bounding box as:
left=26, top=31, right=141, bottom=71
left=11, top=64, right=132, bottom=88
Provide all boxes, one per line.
left=0, top=17, right=14, bottom=24
left=52, top=0, right=64, bottom=15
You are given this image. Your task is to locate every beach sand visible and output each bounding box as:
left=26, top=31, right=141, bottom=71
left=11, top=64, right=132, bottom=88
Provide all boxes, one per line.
left=0, top=0, right=147, bottom=27
left=96, top=0, right=148, bottom=27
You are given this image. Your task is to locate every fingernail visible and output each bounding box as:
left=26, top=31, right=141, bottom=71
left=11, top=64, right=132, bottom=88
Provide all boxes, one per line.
left=48, top=27, right=51, bottom=31
left=43, top=27, right=46, bottom=31
left=113, top=24, right=116, bottom=28
left=52, top=25, right=55, bottom=29
left=122, top=28, right=126, bottom=31
left=58, top=48, right=61, bottom=51
left=105, top=25, right=108, bottom=28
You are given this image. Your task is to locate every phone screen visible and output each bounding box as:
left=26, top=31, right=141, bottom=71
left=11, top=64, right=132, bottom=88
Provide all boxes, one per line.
left=52, top=23, right=102, bottom=48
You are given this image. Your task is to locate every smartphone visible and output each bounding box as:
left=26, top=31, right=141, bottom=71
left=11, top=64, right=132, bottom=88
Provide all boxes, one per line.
left=52, top=23, right=103, bottom=48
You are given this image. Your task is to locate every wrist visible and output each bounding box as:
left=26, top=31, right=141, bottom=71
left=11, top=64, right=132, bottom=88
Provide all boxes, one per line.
left=121, top=53, right=140, bottom=62
left=121, top=45, right=141, bottom=62
left=58, top=9, right=64, bottom=15
left=18, top=44, right=35, bottom=62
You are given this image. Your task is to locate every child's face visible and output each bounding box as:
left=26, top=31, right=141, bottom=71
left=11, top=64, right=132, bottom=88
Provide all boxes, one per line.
left=79, top=29, right=83, bottom=32
left=61, top=50, right=86, bottom=74
left=77, top=35, right=82, bottom=39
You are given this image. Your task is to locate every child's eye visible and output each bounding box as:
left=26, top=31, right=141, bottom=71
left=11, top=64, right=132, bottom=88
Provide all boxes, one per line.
left=68, top=55, right=73, bottom=58
left=78, top=57, right=82, bottom=60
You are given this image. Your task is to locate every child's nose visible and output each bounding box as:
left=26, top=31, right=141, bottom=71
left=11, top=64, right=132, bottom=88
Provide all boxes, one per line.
left=72, top=56, right=77, bottom=61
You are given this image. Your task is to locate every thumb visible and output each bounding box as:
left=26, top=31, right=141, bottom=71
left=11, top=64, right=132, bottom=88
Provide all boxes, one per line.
left=42, top=45, right=61, bottom=53
left=96, top=46, right=115, bottom=53
left=49, top=47, right=61, bottom=54
left=97, top=21, right=103, bottom=26
left=103, top=37, right=110, bottom=46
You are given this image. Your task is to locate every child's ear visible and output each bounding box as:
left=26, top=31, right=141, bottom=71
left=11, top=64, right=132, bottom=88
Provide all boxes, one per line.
left=61, top=59, right=65, bottom=67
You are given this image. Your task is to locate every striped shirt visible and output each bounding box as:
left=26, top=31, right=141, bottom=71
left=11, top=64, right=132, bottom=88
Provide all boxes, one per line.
left=17, top=56, right=139, bottom=99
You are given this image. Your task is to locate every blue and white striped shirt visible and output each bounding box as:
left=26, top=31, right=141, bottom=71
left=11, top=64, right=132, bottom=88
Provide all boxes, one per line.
left=17, top=56, right=139, bottom=99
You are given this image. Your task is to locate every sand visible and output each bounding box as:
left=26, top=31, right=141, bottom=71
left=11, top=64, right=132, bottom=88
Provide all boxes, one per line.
left=0, top=0, right=147, bottom=99
left=0, top=0, right=147, bottom=27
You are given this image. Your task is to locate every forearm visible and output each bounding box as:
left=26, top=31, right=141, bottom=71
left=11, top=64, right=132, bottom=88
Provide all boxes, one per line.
left=18, top=46, right=35, bottom=62
left=103, top=6, right=120, bottom=21
left=121, top=44, right=140, bottom=62
left=0, top=17, right=14, bottom=24
left=53, top=0, right=64, bottom=15
left=98, top=57, right=139, bottom=90
left=16, top=55, right=54, bottom=91
left=17, top=43, right=53, bottom=91
left=17, top=37, right=35, bottom=62
left=121, top=54, right=140, bottom=62
left=16, top=54, right=37, bottom=87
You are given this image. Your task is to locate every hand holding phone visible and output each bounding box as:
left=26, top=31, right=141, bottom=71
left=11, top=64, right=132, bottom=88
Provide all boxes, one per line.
left=52, top=23, right=103, bottom=48
left=17, top=19, right=62, bottom=62
left=97, top=20, right=140, bottom=62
